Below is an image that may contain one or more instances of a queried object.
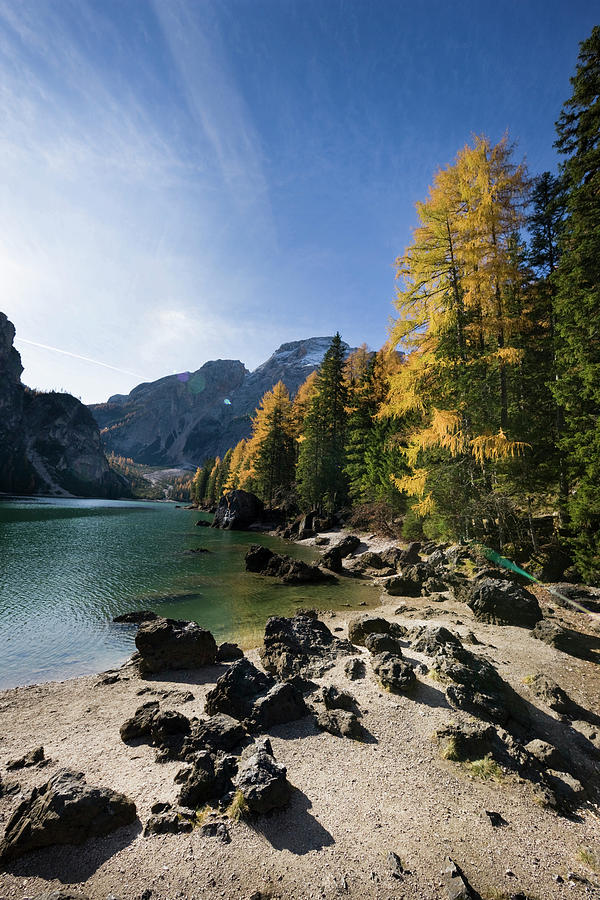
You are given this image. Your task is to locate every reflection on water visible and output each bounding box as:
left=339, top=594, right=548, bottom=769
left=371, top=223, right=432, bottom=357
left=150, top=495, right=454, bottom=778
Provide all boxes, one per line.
left=0, top=498, right=378, bottom=689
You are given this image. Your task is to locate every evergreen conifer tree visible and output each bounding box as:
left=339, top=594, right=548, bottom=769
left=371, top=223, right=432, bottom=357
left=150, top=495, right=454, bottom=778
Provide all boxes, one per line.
left=553, top=26, right=600, bottom=578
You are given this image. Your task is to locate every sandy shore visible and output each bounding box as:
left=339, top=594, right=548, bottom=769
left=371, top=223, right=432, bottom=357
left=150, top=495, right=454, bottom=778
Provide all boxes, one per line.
left=1, top=533, right=599, bottom=900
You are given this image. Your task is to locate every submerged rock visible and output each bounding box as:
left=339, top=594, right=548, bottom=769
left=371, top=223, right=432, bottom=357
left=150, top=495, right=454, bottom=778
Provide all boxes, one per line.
left=113, top=610, right=158, bottom=624
left=0, top=769, right=136, bottom=862
left=135, top=616, right=217, bottom=673
left=261, top=613, right=355, bottom=679
left=245, top=546, right=336, bottom=585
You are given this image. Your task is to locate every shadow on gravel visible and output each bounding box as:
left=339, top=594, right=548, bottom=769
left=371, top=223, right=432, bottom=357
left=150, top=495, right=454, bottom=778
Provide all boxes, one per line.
left=3, top=820, right=143, bottom=881
left=410, top=679, right=451, bottom=710
left=249, top=787, right=335, bottom=854
left=550, top=627, right=600, bottom=664
left=141, top=664, right=226, bottom=687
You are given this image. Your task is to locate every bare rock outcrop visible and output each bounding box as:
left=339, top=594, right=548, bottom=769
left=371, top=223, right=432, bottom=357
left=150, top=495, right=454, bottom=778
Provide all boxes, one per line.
left=0, top=769, right=136, bottom=862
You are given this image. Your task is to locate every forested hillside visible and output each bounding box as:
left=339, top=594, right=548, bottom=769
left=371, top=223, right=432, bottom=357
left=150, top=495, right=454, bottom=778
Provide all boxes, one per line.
left=186, top=27, right=600, bottom=584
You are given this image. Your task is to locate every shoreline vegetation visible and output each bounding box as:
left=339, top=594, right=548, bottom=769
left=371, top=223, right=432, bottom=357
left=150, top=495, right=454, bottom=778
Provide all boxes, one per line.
left=1, top=529, right=599, bottom=899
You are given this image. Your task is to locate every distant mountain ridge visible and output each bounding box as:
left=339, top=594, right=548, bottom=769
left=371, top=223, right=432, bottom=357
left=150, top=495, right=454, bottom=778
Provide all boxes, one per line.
left=89, top=337, right=354, bottom=468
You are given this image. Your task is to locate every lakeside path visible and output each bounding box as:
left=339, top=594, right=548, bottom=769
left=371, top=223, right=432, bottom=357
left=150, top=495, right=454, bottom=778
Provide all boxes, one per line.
left=1, top=532, right=599, bottom=900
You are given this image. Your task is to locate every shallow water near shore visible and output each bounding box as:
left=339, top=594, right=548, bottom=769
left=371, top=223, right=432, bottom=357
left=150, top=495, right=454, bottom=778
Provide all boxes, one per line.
left=0, top=497, right=378, bottom=689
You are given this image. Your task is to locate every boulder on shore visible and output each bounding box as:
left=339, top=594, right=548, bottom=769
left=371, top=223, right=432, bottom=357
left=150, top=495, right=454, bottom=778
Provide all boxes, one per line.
left=212, top=490, right=264, bottom=530
left=0, top=769, right=136, bottom=862
left=466, top=578, right=542, bottom=628
left=204, top=657, right=307, bottom=730
left=135, top=616, right=217, bottom=674
left=348, top=614, right=407, bottom=647
left=236, top=747, right=291, bottom=814
left=261, top=613, right=355, bottom=679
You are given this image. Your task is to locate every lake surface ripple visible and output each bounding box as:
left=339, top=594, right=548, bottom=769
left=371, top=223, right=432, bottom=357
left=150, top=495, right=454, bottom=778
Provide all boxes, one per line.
left=0, top=498, right=378, bottom=689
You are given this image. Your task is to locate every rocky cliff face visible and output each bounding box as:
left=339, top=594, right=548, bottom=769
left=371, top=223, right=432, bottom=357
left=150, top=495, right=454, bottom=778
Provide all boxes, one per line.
left=0, top=313, right=34, bottom=492
left=0, top=313, right=127, bottom=497
left=90, top=337, right=352, bottom=467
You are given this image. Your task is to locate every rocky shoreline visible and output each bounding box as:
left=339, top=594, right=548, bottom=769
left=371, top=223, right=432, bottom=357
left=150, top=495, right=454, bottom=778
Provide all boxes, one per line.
left=1, top=532, right=599, bottom=899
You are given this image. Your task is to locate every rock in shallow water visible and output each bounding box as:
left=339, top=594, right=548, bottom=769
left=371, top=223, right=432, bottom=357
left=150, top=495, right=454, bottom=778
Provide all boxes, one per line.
left=0, top=769, right=136, bottom=862
left=135, top=616, right=217, bottom=673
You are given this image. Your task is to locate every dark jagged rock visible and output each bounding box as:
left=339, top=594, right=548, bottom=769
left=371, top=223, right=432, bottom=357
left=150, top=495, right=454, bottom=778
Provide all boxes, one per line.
left=177, top=752, right=235, bottom=808
left=466, top=578, right=542, bottom=628
left=442, top=857, right=474, bottom=900
left=372, top=652, right=416, bottom=692
left=120, top=701, right=160, bottom=742
left=135, top=616, right=217, bottom=673
left=213, top=490, right=264, bottom=530
left=144, top=807, right=195, bottom=835
left=321, top=546, right=344, bottom=573
left=422, top=576, right=449, bottom=595
left=322, top=535, right=362, bottom=572
left=344, top=657, right=366, bottom=680
left=245, top=544, right=275, bottom=572
left=247, top=682, right=307, bottom=730
left=192, top=714, right=247, bottom=753
left=261, top=614, right=355, bottom=679
left=434, top=645, right=529, bottom=729
left=364, top=632, right=404, bottom=656
left=0, top=775, right=21, bottom=799
left=315, top=708, right=363, bottom=739
left=409, top=626, right=462, bottom=656
left=6, top=746, right=45, bottom=771
left=319, top=685, right=358, bottom=712
left=200, top=820, right=231, bottom=842
left=382, top=572, right=424, bottom=597
left=0, top=769, right=136, bottom=862
left=245, top=546, right=336, bottom=585
left=216, top=641, right=244, bottom=662
left=545, top=582, right=600, bottom=613
left=336, top=535, right=362, bottom=557
left=349, top=551, right=395, bottom=576
left=113, top=610, right=158, bottom=624
left=531, top=619, right=570, bottom=649
left=525, top=673, right=576, bottom=715
left=348, top=614, right=407, bottom=647
left=436, top=722, right=497, bottom=760
left=205, top=658, right=274, bottom=720
left=236, top=748, right=291, bottom=814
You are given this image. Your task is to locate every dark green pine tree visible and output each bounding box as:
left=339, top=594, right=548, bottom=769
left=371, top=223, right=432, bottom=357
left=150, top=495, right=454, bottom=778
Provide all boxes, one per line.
left=553, top=25, right=600, bottom=580
left=296, top=333, right=348, bottom=512
left=344, top=356, right=407, bottom=506
left=526, top=172, right=569, bottom=517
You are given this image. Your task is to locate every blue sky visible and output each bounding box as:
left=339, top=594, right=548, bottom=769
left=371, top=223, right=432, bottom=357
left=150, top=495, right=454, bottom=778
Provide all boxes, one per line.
left=1, top=0, right=596, bottom=403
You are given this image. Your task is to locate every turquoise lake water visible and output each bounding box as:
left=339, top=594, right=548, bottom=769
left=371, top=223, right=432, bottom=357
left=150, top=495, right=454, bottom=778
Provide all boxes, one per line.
left=0, top=498, right=378, bottom=689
